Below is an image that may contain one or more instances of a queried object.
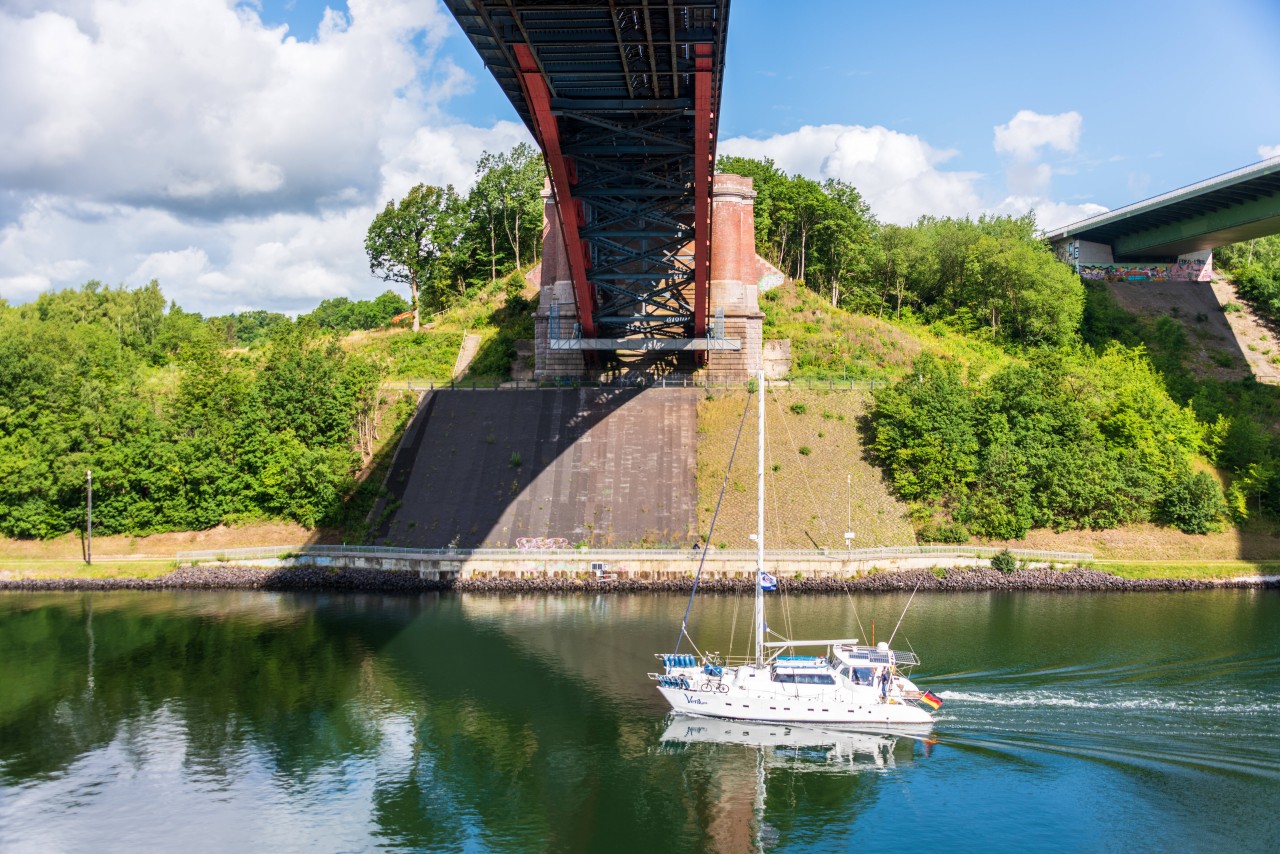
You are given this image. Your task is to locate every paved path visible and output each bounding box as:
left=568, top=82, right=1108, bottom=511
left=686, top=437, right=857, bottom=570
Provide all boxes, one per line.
left=452, top=333, right=483, bottom=379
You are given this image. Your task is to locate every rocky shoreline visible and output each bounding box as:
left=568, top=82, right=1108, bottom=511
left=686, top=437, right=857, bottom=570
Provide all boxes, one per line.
left=1, top=565, right=1276, bottom=593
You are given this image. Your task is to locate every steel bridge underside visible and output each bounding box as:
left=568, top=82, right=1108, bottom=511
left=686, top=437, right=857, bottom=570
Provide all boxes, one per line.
left=444, top=0, right=729, bottom=344
left=1046, top=157, right=1280, bottom=261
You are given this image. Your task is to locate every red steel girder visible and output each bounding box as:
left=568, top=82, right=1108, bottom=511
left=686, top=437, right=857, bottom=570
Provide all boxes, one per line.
left=513, top=42, right=597, bottom=339
left=691, top=42, right=713, bottom=347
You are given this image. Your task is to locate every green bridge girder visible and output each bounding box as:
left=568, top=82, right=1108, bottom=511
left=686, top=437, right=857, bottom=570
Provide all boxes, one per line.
left=1113, top=193, right=1280, bottom=259
left=1046, top=156, right=1280, bottom=261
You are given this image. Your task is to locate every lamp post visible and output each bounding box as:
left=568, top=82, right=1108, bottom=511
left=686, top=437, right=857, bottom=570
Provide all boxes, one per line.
left=86, top=469, right=92, bottom=566
left=845, top=474, right=854, bottom=558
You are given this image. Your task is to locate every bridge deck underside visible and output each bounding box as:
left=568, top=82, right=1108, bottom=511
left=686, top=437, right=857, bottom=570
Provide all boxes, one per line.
left=445, top=1, right=728, bottom=341
left=1052, top=161, right=1280, bottom=260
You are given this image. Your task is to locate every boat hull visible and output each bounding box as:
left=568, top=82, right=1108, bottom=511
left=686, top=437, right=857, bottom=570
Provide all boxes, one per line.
left=656, top=685, right=933, bottom=726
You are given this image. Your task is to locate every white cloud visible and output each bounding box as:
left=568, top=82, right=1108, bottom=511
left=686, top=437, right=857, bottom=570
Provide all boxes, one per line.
left=718, top=120, right=1107, bottom=231
left=993, top=110, right=1082, bottom=161
left=985, top=109, right=1105, bottom=231
left=990, top=196, right=1108, bottom=233
left=0, top=0, right=533, bottom=314
left=1260, top=144, right=1280, bottom=160
left=719, top=124, right=983, bottom=225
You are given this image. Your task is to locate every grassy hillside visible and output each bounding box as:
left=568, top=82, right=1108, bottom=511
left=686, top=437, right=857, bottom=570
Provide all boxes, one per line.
left=697, top=388, right=915, bottom=550
left=344, top=271, right=537, bottom=383
left=752, top=278, right=1280, bottom=559
left=762, top=281, right=1014, bottom=382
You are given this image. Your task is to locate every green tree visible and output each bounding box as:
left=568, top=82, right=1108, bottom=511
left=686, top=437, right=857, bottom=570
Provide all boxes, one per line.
left=468, top=143, right=545, bottom=281
left=867, top=223, right=923, bottom=319
left=811, top=179, right=876, bottom=308
left=870, top=355, right=979, bottom=502
left=365, top=184, right=460, bottom=332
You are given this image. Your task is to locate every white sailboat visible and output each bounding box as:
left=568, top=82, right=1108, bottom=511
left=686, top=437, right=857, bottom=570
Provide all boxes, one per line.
left=651, top=372, right=939, bottom=727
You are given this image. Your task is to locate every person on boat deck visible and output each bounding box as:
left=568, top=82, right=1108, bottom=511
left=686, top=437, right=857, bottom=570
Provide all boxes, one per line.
left=878, top=667, right=891, bottom=700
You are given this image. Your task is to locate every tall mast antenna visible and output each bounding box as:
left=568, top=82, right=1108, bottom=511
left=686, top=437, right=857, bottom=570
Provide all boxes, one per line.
left=754, top=369, right=766, bottom=667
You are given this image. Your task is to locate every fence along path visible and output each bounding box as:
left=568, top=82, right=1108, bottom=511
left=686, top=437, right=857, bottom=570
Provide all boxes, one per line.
left=379, top=378, right=885, bottom=391
left=177, top=544, right=1094, bottom=564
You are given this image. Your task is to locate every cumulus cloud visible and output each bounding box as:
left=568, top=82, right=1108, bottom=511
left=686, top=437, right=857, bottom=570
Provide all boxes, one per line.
left=0, top=0, right=533, bottom=314
left=990, top=197, right=1108, bottom=233
left=1260, top=144, right=1280, bottom=160
left=993, top=110, right=1082, bottom=161
left=719, top=115, right=1106, bottom=232
left=719, top=124, right=982, bottom=225
left=987, top=109, right=1104, bottom=231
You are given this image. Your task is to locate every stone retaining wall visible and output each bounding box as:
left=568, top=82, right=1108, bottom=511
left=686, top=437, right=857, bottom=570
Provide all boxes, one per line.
left=3, top=565, right=1276, bottom=593
left=204, top=552, right=1011, bottom=582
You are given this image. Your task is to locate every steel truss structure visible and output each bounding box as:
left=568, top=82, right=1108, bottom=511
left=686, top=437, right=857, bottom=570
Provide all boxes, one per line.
left=444, top=1, right=730, bottom=345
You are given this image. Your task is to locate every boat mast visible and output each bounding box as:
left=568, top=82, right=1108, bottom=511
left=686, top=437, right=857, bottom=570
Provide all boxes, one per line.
left=755, top=369, right=766, bottom=667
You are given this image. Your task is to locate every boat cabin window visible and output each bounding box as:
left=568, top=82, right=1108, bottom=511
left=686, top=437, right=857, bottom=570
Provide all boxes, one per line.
left=847, top=667, right=874, bottom=685
left=771, top=671, right=836, bottom=685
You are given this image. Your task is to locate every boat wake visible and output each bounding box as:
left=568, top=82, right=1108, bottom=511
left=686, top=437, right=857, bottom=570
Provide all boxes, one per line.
left=937, top=689, right=1274, bottom=716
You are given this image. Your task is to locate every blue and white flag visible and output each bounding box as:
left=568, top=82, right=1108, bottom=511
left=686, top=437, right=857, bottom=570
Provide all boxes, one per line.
left=760, top=571, right=778, bottom=591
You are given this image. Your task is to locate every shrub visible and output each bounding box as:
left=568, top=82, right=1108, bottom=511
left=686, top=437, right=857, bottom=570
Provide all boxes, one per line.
left=1222, top=302, right=1243, bottom=314
left=506, top=268, right=528, bottom=301
left=919, top=521, right=969, bottom=544
left=798, top=446, right=812, bottom=456
left=1160, top=469, right=1226, bottom=534
left=509, top=452, right=522, bottom=468
left=990, top=549, right=1017, bottom=574
left=789, top=402, right=807, bottom=415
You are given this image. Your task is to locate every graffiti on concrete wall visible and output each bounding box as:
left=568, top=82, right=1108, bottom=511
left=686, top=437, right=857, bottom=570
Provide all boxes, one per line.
left=516, top=537, right=572, bottom=550
left=1079, top=258, right=1212, bottom=282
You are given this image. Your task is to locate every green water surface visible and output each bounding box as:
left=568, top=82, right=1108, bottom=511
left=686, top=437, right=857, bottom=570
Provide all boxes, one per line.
left=0, top=589, right=1276, bottom=852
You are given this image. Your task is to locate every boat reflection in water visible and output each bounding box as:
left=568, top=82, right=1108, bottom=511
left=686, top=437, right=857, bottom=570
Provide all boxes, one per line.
left=660, top=714, right=925, bottom=772
left=658, top=715, right=931, bottom=851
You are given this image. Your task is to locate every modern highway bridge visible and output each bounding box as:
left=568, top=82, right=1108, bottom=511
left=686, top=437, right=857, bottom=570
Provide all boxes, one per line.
left=1046, top=155, right=1280, bottom=270
left=444, top=0, right=730, bottom=357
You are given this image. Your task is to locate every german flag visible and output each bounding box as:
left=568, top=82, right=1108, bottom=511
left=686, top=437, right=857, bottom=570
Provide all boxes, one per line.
left=919, top=691, right=943, bottom=711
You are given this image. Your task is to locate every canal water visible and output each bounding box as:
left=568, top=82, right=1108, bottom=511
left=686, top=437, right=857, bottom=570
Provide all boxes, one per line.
left=0, top=589, right=1276, bottom=852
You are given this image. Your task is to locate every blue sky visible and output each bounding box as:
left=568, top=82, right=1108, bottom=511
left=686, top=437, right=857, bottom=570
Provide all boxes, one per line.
left=2, top=0, right=1278, bottom=314
left=276, top=0, right=1280, bottom=212
left=717, top=0, right=1280, bottom=203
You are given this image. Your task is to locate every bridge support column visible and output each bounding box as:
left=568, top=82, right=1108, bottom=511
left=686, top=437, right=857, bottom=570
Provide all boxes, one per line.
left=534, top=182, right=585, bottom=379
left=533, top=174, right=775, bottom=382
left=704, top=174, right=764, bottom=381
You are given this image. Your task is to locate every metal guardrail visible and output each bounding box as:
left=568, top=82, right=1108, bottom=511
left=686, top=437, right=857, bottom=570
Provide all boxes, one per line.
left=176, top=544, right=1093, bottom=564
left=380, top=378, right=885, bottom=392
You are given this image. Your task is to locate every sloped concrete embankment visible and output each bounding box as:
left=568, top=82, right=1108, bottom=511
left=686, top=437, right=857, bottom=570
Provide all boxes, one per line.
left=374, top=388, right=699, bottom=549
